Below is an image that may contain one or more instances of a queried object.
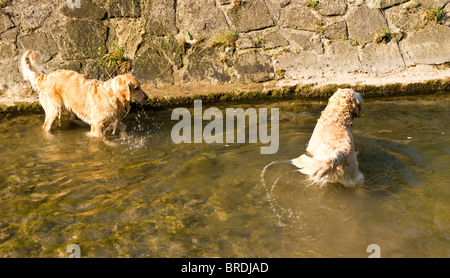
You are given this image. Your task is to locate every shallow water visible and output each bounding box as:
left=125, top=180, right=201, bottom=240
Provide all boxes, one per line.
left=0, top=93, right=449, bottom=258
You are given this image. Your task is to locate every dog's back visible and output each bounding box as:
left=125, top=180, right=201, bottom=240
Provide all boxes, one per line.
left=291, top=89, right=364, bottom=188
left=21, top=51, right=100, bottom=126
left=21, top=50, right=147, bottom=138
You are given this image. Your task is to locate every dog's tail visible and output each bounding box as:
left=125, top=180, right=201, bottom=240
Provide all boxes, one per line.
left=290, top=155, right=337, bottom=187
left=21, top=50, right=42, bottom=91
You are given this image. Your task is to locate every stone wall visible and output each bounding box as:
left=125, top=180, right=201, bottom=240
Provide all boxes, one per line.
left=0, top=0, right=449, bottom=104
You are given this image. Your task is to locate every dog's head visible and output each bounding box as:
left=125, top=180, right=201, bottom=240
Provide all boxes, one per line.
left=331, top=88, right=363, bottom=119
left=351, top=90, right=363, bottom=118
left=114, top=74, right=148, bottom=104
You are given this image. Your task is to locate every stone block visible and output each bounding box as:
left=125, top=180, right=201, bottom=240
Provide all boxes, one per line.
left=107, top=18, right=145, bottom=60
left=283, top=30, right=323, bottom=54
left=384, top=4, right=424, bottom=32
left=11, top=1, right=54, bottom=33
left=361, top=41, right=405, bottom=73
left=419, top=0, right=450, bottom=8
left=400, top=23, right=450, bottom=64
left=142, top=0, right=178, bottom=36
left=275, top=51, right=323, bottom=79
left=226, top=0, right=275, bottom=33
left=177, top=0, right=228, bottom=38
left=61, top=0, right=106, bottom=20
left=0, top=12, right=14, bottom=34
left=58, top=20, right=108, bottom=60
left=347, top=4, right=388, bottom=46
left=17, top=32, right=58, bottom=62
left=107, top=0, right=141, bottom=18
left=0, top=28, right=17, bottom=60
left=371, top=0, right=409, bottom=9
left=183, top=47, right=231, bottom=83
left=279, top=3, right=319, bottom=32
left=324, top=40, right=361, bottom=72
left=132, top=37, right=183, bottom=83
left=323, top=20, right=348, bottom=40
left=318, top=0, right=347, bottom=16
left=236, top=35, right=255, bottom=49
left=262, top=30, right=289, bottom=49
left=133, top=48, right=173, bottom=84
left=234, top=51, right=274, bottom=83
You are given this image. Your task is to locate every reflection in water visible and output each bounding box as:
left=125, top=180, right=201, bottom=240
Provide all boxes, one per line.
left=359, top=137, right=423, bottom=190
left=0, top=94, right=449, bottom=257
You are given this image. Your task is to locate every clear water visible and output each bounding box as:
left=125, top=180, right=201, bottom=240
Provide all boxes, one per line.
left=0, top=93, right=449, bottom=258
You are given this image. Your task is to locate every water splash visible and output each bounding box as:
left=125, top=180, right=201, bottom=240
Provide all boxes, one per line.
left=114, top=110, right=165, bottom=151
left=260, top=160, right=303, bottom=227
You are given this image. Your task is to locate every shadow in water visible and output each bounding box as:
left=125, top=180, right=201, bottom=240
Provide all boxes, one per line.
left=259, top=134, right=426, bottom=232
left=259, top=159, right=350, bottom=230
left=356, top=135, right=423, bottom=197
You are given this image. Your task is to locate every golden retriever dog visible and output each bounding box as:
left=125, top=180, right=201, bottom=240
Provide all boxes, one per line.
left=20, top=50, right=148, bottom=138
left=291, top=88, right=364, bottom=188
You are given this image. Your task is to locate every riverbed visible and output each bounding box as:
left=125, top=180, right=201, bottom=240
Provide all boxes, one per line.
left=0, top=93, right=448, bottom=257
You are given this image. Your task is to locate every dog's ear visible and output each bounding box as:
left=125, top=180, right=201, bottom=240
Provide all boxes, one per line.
left=120, top=80, right=131, bottom=102
left=122, top=74, right=139, bottom=87
left=114, top=75, right=136, bottom=102
left=351, top=92, right=363, bottom=118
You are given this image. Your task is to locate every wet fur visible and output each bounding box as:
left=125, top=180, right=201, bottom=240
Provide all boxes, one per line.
left=291, top=89, right=364, bottom=188
left=20, top=50, right=148, bottom=138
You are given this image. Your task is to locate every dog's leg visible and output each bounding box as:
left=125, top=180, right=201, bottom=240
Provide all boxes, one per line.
left=89, top=122, right=104, bottom=138
left=43, top=112, right=58, bottom=131
left=110, top=121, right=118, bottom=135
left=340, top=159, right=365, bottom=188
left=40, top=91, right=61, bottom=132
left=349, top=168, right=365, bottom=187
left=116, top=121, right=127, bottom=138
left=67, top=110, right=77, bottom=121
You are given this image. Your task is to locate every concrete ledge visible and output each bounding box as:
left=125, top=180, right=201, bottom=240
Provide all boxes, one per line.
left=141, top=77, right=450, bottom=109
left=3, top=76, right=448, bottom=118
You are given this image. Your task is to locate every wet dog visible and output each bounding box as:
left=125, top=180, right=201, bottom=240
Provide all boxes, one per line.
left=21, top=50, right=148, bottom=138
left=291, top=88, right=364, bottom=188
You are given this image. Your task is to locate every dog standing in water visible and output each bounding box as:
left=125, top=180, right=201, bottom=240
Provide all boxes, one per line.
left=21, top=50, right=148, bottom=139
left=291, top=89, right=364, bottom=188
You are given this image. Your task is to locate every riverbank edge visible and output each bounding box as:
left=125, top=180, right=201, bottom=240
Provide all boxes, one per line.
left=1, top=77, right=449, bottom=118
